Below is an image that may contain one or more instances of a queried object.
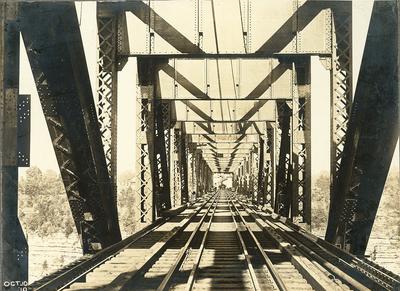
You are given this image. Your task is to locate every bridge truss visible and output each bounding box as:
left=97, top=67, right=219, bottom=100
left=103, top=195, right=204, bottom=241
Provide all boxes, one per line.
left=0, top=0, right=398, bottom=282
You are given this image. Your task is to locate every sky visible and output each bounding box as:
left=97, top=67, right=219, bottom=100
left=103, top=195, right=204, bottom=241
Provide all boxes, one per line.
left=19, top=0, right=399, bottom=178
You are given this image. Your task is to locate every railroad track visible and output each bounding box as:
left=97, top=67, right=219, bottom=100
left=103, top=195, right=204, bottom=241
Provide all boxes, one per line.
left=29, top=194, right=217, bottom=291
left=30, top=190, right=400, bottom=291
left=239, top=196, right=400, bottom=291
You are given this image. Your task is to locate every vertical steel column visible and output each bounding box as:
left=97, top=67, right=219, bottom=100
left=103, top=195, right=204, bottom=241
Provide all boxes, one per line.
left=265, top=122, right=276, bottom=208
left=0, top=2, right=28, bottom=282
left=237, top=164, right=243, bottom=194
left=136, top=59, right=155, bottom=224
left=153, top=100, right=172, bottom=214
left=275, top=101, right=292, bottom=217
left=188, top=145, right=197, bottom=198
left=330, top=3, right=352, bottom=198
left=170, top=127, right=182, bottom=208
left=97, top=4, right=119, bottom=207
left=250, top=145, right=258, bottom=203
left=197, top=155, right=202, bottom=196
left=291, top=58, right=312, bottom=226
left=257, top=137, right=265, bottom=205
left=180, top=134, right=189, bottom=204
left=243, top=157, right=248, bottom=197
left=199, top=158, right=205, bottom=196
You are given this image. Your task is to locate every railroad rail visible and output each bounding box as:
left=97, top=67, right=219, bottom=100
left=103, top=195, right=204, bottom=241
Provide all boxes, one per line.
left=29, top=190, right=400, bottom=291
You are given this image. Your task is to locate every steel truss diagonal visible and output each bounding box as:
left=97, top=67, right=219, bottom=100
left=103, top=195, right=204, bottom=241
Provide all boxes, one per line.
left=326, top=1, right=398, bottom=255
left=20, top=2, right=121, bottom=253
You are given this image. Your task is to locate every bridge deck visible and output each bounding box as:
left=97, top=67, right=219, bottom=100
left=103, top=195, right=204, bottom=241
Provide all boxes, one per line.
left=30, top=190, right=400, bottom=291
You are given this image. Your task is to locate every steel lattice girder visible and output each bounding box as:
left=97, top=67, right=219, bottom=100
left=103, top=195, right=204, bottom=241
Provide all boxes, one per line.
left=325, top=0, right=399, bottom=255
left=152, top=100, right=172, bottom=213
left=97, top=3, right=120, bottom=215
left=329, top=2, right=353, bottom=205
left=169, top=128, right=182, bottom=208
left=291, top=58, right=311, bottom=225
left=179, top=133, right=189, bottom=204
left=264, top=123, right=276, bottom=208
left=274, top=101, right=292, bottom=217
left=121, top=0, right=332, bottom=56
left=20, top=2, right=121, bottom=252
left=136, top=58, right=173, bottom=222
left=257, top=138, right=265, bottom=204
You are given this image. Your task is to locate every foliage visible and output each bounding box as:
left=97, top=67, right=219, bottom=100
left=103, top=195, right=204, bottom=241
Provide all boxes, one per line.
left=19, top=167, right=138, bottom=239
left=311, top=172, right=330, bottom=235
left=19, top=167, right=75, bottom=238
left=117, top=171, right=136, bottom=236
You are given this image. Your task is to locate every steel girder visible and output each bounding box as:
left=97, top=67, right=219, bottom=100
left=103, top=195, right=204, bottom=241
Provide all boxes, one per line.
left=153, top=100, right=172, bottom=214
left=326, top=1, right=399, bottom=255
left=0, top=2, right=28, bottom=282
left=20, top=2, right=121, bottom=252
left=250, top=146, right=259, bottom=202
left=187, top=145, right=197, bottom=197
left=274, top=101, right=292, bottom=217
left=136, top=58, right=172, bottom=222
left=291, top=58, right=311, bottom=226
left=264, top=123, right=276, bottom=208
left=135, top=87, right=153, bottom=223
left=330, top=2, right=353, bottom=201
left=257, top=138, right=265, bottom=205
left=179, top=133, right=189, bottom=204
left=97, top=3, right=129, bottom=210
left=170, top=128, right=182, bottom=208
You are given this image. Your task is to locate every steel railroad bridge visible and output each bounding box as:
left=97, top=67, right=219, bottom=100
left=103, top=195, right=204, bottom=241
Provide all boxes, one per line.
left=0, top=1, right=399, bottom=290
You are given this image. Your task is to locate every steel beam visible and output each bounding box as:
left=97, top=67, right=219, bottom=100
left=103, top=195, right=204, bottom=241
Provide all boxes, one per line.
left=0, top=2, right=28, bottom=283
left=20, top=2, right=121, bottom=252
left=325, top=1, right=398, bottom=255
